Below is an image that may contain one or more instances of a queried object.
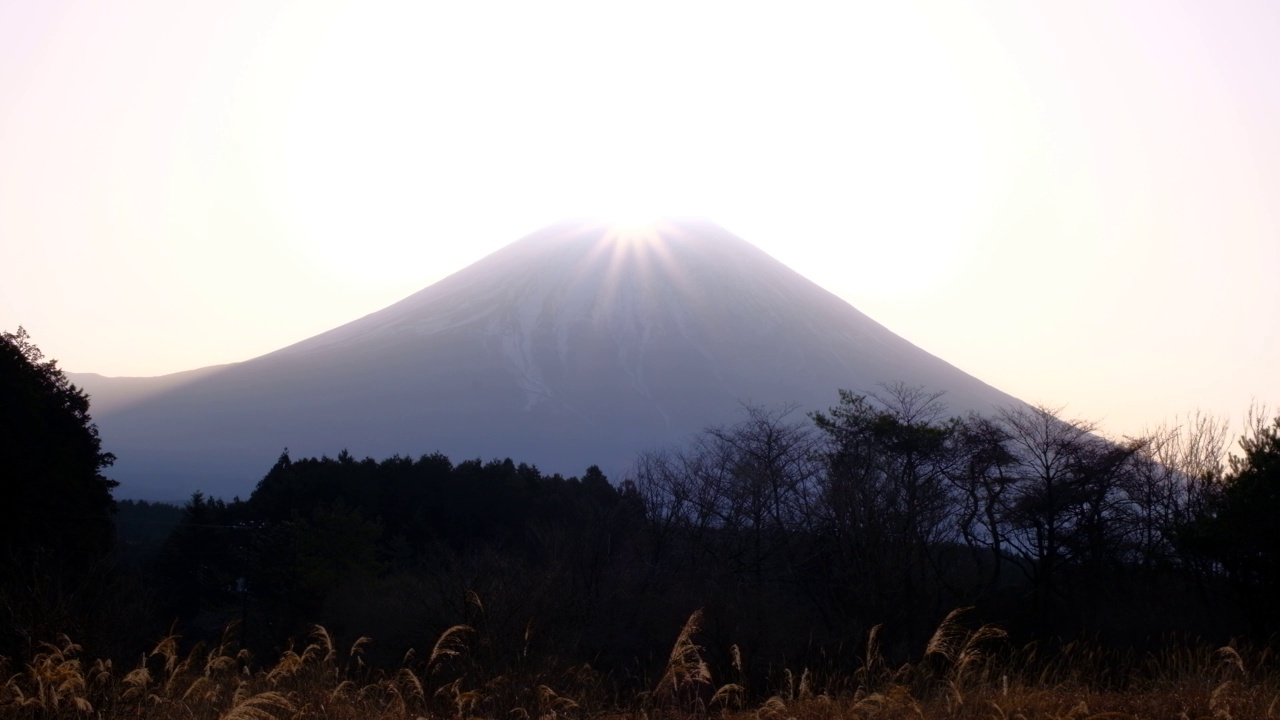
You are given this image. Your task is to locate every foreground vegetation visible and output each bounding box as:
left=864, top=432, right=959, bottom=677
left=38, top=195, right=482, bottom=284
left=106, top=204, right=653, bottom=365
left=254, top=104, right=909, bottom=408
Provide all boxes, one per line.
left=4, top=609, right=1279, bottom=720
left=7, top=329, right=1280, bottom=719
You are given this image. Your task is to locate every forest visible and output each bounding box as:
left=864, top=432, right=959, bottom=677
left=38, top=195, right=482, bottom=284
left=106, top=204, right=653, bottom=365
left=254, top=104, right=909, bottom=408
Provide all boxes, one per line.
left=4, top=326, right=1280, bottom=719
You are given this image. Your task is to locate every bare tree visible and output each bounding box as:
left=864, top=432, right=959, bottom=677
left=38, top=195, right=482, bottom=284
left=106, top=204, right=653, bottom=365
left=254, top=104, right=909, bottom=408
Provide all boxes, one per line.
left=995, top=404, right=1145, bottom=627
left=1123, top=410, right=1230, bottom=568
left=631, top=445, right=725, bottom=575
left=950, top=413, right=1019, bottom=594
left=705, top=403, right=823, bottom=579
left=629, top=403, right=824, bottom=658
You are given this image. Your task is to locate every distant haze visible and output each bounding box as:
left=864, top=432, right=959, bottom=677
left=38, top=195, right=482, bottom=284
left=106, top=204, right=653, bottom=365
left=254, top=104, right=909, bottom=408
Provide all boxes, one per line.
left=73, top=220, right=1022, bottom=501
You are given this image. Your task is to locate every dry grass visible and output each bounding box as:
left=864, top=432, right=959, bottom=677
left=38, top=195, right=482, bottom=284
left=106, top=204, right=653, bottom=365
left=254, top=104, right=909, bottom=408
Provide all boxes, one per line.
left=3, top=610, right=1279, bottom=720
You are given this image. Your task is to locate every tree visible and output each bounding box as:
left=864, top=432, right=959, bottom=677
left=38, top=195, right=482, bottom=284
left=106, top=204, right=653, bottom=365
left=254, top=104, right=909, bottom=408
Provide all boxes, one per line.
left=950, top=413, right=1019, bottom=595
left=810, top=385, right=960, bottom=634
left=1, top=327, right=119, bottom=659
left=630, top=403, right=823, bottom=659
left=1123, top=411, right=1228, bottom=570
left=995, top=404, right=1143, bottom=631
left=703, top=403, right=822, bottom=582
left=156, top=492, right=241, bottom=622
left=250, top=501, right=385, bottom=630
left=0, top=327, right=117, bottom=562
left=1185, top=408, right=1280, bottom=634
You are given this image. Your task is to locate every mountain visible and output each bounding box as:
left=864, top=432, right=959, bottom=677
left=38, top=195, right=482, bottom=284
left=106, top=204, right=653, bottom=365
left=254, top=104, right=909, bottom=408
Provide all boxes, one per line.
left=73, top=219, right=1022, bottom=500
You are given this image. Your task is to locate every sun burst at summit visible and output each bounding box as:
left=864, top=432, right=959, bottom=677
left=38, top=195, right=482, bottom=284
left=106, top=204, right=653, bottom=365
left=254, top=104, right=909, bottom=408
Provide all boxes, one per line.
left=573, top=219, right=694, bottom=315
left=601, top=218, right=667, bottom=246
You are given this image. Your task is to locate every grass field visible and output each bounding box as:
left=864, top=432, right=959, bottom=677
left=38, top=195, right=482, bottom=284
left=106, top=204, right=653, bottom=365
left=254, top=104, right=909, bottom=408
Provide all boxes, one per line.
left=3, top=609, right=1277, bottom=719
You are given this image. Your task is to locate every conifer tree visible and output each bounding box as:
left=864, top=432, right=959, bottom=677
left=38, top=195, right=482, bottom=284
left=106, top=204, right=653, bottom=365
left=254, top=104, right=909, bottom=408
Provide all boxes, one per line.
left=0, top=327, right=117, bottom=563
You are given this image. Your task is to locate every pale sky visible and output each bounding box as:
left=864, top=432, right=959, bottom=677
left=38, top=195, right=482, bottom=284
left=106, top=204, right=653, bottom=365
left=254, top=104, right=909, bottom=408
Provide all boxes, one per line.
left=2, top=0, right=1277, bottom=441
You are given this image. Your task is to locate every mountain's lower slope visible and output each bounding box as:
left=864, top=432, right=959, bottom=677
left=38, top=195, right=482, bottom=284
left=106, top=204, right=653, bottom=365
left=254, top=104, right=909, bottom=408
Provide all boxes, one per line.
left=77, top=220, right=1022, bottom=500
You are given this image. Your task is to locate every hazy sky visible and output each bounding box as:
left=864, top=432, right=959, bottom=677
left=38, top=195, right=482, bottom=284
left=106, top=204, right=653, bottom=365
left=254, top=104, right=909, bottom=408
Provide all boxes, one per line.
left=2, top=0, right=1277, bottom=440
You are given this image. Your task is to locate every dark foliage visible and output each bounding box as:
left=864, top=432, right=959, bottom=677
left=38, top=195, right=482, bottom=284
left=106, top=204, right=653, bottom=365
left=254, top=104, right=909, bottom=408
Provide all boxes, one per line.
left=1182, top=413, right=1280, bottom=633
left=113, top=499, right=183, bottom=549
left=0, top=327, right=133, bottom=661
left=113, top=395, right=1280, bottom=676
left=3, top=333, right=1274, bottom=679
left=152, top=450, right=644, bottom=664
left=0, top=327, right=117, bottom=561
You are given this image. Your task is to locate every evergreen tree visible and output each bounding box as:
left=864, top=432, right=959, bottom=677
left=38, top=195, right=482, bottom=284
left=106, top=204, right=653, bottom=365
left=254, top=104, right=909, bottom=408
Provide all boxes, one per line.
left=0, top=327, right=117, bottom=563
left=1, top=327, right=119, bottom=659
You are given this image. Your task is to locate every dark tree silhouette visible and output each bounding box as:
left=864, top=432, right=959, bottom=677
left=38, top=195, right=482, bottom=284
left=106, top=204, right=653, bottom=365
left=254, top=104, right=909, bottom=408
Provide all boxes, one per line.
left=0, top=327, right=117, bottom=561
left=1, top=327, right=119, bottom=659
left=1184, top=408, right=1280, bottom=634
left=993, top=404, right=1144, bottom=632
left=811, top=385, right=960, bottom=637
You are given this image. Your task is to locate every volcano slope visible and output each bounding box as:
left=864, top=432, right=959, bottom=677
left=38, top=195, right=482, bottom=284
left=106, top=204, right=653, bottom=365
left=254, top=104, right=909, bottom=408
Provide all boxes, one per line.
left=75, top=219, right=1021, bottom=499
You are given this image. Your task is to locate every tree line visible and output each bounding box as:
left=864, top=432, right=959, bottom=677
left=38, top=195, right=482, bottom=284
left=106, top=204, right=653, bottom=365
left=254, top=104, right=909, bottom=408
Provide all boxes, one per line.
left=4, top=326, right=1279, bottom=681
